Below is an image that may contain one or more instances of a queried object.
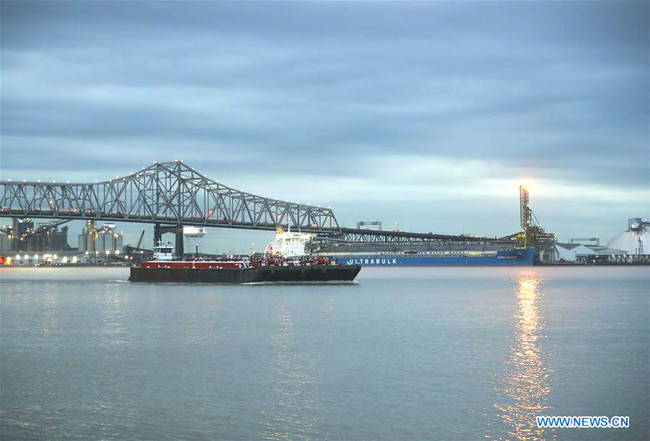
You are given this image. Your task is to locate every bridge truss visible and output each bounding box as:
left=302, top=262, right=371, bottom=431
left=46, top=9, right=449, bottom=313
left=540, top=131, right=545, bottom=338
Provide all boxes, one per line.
left=319, top=228, right=487, bottom=244
left=0, top=161, right=340, bottom=232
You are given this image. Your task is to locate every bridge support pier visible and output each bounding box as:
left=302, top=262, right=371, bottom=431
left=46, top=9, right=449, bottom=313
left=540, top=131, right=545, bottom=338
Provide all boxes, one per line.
left=154, top=223, right=184, bottom=259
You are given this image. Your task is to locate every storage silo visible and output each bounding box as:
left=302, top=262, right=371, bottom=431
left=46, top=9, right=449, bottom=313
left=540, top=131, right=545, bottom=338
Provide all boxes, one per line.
left=607, top=218, right=650, bottom=255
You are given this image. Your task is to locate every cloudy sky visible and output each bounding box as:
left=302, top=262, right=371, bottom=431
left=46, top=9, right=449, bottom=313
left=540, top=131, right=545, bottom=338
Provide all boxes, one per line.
left=1, top=1, right=648, bottom=251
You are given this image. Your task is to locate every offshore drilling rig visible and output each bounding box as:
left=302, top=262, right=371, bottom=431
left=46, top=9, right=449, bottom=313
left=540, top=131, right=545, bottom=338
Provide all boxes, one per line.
left=517, top=184, right=556, bottom=262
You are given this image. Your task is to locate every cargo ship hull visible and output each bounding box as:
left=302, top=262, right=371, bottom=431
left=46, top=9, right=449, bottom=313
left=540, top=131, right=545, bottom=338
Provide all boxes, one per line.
left=333, top=249, right=536, bottom=266
left=129, top=264, right=362, bottom=283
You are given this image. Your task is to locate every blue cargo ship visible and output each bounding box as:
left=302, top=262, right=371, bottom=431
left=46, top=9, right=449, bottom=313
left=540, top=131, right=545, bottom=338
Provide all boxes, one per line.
left=335, top=248, right=536, bottom=266
left=266, top=228, right=536, bottom=267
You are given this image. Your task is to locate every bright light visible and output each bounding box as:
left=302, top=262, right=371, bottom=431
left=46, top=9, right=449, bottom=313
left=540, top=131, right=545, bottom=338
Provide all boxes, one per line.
left=115, top=250, right=120, bottom=255
left=520, top=179, right=535, bottom=193
left=72, top=256, right=78, bottom=263
left=62, top=257, right=68, bottom=263
left=34, top=254, right=39, bottom=259
left=15, top=254, right=20, bottom=260
left=106, top=250, right=110, bottom=255
left=53, top=254, right=58, bottom=259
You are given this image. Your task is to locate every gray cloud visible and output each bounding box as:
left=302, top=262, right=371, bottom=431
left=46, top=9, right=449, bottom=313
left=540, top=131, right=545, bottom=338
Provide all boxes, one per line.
left=1, top=0, right=648, bottom=245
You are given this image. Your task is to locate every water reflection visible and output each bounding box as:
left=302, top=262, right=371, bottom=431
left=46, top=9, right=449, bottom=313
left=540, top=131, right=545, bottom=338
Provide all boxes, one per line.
left=98, top=284, right=127, bottom=348
left=42, top=285, right=60, bottom=335
left=261, top=302, right=319, bottom=441
left=494, top=277, right=553, bottom=441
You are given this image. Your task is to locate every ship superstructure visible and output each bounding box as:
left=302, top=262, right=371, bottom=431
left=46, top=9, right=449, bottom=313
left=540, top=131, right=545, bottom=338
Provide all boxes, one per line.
left=265, top=227, right=315, bottom=257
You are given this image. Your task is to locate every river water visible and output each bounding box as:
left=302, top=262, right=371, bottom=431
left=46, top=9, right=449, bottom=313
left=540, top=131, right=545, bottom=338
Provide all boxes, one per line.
left=1, top=266, right=648, bottom=440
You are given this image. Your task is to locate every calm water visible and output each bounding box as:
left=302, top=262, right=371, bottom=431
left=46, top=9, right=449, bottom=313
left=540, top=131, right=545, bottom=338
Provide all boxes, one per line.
left=1, top=266, right=648, bottom=441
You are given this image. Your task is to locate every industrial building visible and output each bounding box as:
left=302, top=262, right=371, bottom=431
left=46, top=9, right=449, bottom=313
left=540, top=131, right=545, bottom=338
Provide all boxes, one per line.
left=555, top=218, right=650, bottom=264
left=554, top=243, right=626, bottom=263
left=0, top=218, right=71, bottom=252
left=607, top=218, right=650, bottom=255
left=0, top=219, right=125, bottom=266
left=78, top=220, right=124, bottom=254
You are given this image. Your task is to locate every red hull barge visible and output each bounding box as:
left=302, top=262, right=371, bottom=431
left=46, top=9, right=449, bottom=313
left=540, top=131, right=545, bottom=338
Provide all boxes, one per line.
left=129, top=243, right=361, bottom=284
left=129, top=264, right=361, bottom=283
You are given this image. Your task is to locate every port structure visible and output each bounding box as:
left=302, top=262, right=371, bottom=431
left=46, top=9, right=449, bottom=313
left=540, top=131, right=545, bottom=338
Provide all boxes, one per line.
left=517, top=185, right=556, bottom=261
left=320, top=228, right=486, bottom=244
left=628, top=218, right=650, bottom=255
left=520, top=185, right=531, bottom=231
left=0, top=160, right=340, bottom=233
left=570, top=237, right=600, bottom=245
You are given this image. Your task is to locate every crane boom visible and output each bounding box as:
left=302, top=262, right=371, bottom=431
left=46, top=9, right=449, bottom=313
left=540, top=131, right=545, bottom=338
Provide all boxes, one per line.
left=136, top=230, right=145, bottom=249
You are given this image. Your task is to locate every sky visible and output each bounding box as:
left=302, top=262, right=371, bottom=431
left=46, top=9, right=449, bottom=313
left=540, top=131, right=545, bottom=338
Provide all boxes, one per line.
left=1, top=1, right=648, bottom=252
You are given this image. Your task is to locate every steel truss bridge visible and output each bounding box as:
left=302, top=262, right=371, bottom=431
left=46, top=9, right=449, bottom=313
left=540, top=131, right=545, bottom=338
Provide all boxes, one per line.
left=1, top=160, right=487, bottom=245
left=1, top=161, right=339, bottom=232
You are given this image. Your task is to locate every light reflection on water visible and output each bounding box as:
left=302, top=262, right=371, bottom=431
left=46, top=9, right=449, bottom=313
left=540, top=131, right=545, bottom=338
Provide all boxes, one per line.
left=2, top=267, right=647, bottom=441
left=42, top=288, right=60, bottom=335
left=261, top=302, right=320, bottom=441
left=494, top=276, right=554, bottom=441
left=97, top=285, right=127, bottom=348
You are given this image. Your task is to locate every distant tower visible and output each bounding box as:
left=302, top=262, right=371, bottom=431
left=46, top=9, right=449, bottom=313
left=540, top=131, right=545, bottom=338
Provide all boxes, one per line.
left=516, top=183, right=556, bottom=262
left=520, top=185, right=531, bottom=230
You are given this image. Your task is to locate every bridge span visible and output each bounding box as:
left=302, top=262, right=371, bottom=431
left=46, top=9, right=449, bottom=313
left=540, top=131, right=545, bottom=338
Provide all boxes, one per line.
left=1, top=160, right=485, bottom=251
left=1, top=160, right=340, bottom=232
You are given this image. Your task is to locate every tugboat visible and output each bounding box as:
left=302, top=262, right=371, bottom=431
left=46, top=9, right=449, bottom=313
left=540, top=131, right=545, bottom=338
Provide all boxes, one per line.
left=129, top=234, right=361, bottom=284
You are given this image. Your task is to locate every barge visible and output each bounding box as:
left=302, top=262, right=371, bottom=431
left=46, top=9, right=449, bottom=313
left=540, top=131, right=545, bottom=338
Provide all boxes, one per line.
left=129, top=242, right=361, bottom=283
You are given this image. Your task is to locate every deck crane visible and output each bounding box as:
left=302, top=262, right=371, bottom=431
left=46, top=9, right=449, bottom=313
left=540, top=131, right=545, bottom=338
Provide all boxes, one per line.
left=126, top=230, right=147, bottom=263
left=136, top=230, right=145, bottom=249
